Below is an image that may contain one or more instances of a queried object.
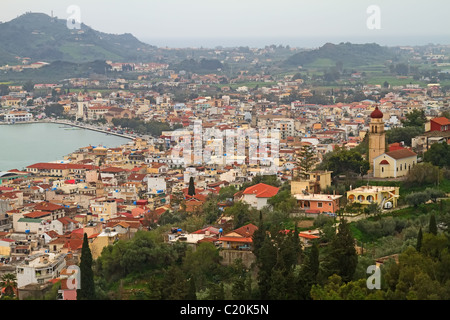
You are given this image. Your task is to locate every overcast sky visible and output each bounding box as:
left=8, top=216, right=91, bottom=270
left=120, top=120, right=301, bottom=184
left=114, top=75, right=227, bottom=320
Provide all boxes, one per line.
left=2, top=0, right=450, bottom=48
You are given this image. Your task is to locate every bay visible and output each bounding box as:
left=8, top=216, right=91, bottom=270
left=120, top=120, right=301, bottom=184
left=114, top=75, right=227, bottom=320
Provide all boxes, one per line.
left=0, top=122, right=131, bottom=171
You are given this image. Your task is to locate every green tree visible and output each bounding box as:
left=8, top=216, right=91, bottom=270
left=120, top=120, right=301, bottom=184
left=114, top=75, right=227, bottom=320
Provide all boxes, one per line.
left=423, top=142, right=450, bottom=168
left=402, top=109, right=427, bottom=128
left=317, top=148, right=370, bottom=178
left=429, top=213, right=438, bottom=236
left=310, top=274, right=385, bottom=300
left=386, top=126, right=424, bottom=146
left=187, top=177, right=196, bottom=196
left=187, top=277, right=197, bottom=300
left=256, top=234, right=278, bottom=299
left=267, top=189, right=297, bottom=213
left=217, top=185, right=237, bottom=201
left=324, top=219, right=358, bottom=282
left=416, top=227, right=423, bottom=252
left=203, top=195, right=221, bottom=224
left=161, top=266, right=189, bottom=300
left=252, top=211, right=266, bottom=259
left=183, top=242, right=223, bottom=290
left=0, top=84, right=9, bottom=96
left=78, top=233, right=96, bottom=300
left=23, top=81, right=34, bottom=92
left=405, top=162, right=441, bottom=187
left=296, top=144, right=317, bottom=180
left=297, top=241, right=320, bottom=300
left=0, top=273, right=17, bottom=298
left=44, top=104, right=65, bottom=118
left=225, top=201, right=257, bottom=229
left=207, top=282, right=225, bottom=300
left=426, top=188, right=446, bottom=203
left=405, top=191, right=430, bottom=208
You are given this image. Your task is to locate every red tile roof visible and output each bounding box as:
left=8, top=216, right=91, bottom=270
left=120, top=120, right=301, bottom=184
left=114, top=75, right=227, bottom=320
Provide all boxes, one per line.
left=23, top=211, right=51, bottom=219
left=385, top=148, right=417, bottom=160
left=218, top=236, right=253, bottom=243
left=34, top=201, right=65, bottom=212
left=233, top=223, right=258, bottom=238
left=242, top=183, right=279, bottom=198
left=431, top=117, right=450, bottom=126
left=27, top=163, right=97, bottom=170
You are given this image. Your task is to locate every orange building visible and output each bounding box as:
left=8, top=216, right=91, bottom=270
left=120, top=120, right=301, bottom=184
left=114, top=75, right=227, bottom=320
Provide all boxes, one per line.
left=293, top=193, right=342, bottom=214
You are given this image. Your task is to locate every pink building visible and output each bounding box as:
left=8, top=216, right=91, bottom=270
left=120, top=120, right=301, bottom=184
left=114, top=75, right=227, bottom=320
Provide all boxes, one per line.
left=293, top=193, right=342, bottom=214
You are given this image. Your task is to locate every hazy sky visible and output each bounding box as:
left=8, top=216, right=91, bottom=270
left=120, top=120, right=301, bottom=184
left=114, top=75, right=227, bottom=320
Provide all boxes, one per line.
left=2, top=0, right=450, bottom=48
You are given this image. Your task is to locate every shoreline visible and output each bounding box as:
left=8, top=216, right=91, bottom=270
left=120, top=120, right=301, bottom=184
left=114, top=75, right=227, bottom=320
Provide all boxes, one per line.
left=0, top=119, right=135, bottom=141
left=0, top=120, right=136, bottom=172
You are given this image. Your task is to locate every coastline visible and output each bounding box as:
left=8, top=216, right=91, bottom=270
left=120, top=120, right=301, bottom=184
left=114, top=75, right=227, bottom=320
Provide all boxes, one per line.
left=0, top=119, right=135, bottom=141
left=0, top=120, right=136, bottom=172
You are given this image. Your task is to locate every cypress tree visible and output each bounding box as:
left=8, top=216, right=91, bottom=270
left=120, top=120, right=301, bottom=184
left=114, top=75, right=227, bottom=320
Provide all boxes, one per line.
left=188, top=177, right=196, bottom=196
left=187, top=277, right=197, bottom=300
left=416, top=227, right=423, bottom=252
left=251, top=211, right=265, bottom=259
left=296, top=241, right=320, bottom=300
left=77, top=233, right=96, bottom=300
left=325, top=218, right=357, bottom=283
left=429, top=213, right=438, bottom=235
left=307, top=241, right=320, bottom=281
left=256, top=234, right=277, bottom=299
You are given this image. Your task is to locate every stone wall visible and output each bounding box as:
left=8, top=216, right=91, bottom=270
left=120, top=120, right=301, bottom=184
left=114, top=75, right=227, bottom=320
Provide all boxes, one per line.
left=219, top=250, right=256, bottom=268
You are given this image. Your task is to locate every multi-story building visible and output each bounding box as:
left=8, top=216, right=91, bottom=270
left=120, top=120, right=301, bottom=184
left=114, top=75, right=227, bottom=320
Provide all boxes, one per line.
left=347, top=185, right=400, bottom=209
left=16, top=252, right=66, bottom=288
left=5, top=110, right=32, bottom=123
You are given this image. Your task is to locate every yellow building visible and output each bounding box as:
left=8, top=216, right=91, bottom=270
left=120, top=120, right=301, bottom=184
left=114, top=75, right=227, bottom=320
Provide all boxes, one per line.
left=347, top=185, right=400, bottom=209
left=373, top=149, right=417, bottom=178
left=291, top=170, right=333, bottom=195
left=0, top=238, right=14, bottom=256
left=368, top=106, right=386, bottom=172
left=89, top=230, right=119, bottom=259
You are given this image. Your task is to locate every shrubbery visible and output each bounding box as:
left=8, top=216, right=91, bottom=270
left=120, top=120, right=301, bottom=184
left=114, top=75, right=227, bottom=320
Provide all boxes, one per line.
left=405, top=188, right=446, bottom=207
left=355, top=217, right=407, bottom=241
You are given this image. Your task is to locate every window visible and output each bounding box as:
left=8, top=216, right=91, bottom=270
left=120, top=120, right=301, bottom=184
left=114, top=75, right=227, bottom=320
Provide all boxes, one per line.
left=318, top=203, right=323, bottom=208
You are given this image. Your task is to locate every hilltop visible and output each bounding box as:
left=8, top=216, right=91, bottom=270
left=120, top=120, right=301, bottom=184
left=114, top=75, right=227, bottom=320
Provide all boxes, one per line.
left=0, top=12, right=156, bottom=65
left=284, top=42, right=396, bottom=68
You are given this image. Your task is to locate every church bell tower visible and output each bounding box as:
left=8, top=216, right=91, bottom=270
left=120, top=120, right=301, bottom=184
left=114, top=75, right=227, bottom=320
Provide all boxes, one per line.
left=368, top=106, right=385, bottom=171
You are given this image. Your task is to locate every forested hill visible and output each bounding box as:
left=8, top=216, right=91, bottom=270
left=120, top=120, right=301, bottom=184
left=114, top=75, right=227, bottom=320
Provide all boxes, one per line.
left=0, top=12, right=156, bottom=64
left=284, top=42, right=396, bottom=67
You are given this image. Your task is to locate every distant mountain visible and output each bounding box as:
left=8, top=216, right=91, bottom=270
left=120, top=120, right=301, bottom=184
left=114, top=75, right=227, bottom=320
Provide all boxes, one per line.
left=284, top=42, right=395, bottom=67
left=0, top=60, right=117, bottom=82
left=0, top=12, right=156, bottom=65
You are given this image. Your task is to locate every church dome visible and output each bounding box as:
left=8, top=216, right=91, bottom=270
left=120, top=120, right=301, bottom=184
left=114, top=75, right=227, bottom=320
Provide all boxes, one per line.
left=370, top=106, right=383, bottom=119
